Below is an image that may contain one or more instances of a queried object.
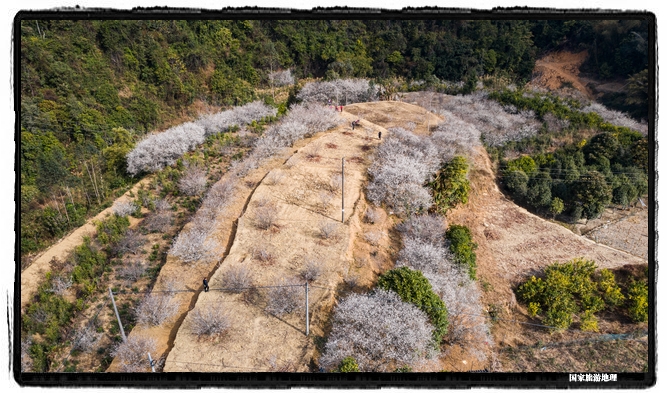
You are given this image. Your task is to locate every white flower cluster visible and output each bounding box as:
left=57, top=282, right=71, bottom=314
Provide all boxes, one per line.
left=366, top=127, right=444, bottom=215
left=581, top=102, right=648, bottom=135
left=197, top=101, right=277, bottom=136
left=269, top=69, right=295, bottom=87
left=127, top=101, right=276, bottom=175
left=396, top=214, right=493, bottom=361
left=438, top=92, right=541, bottom=147
left=297, top=78, right=380, bottom=105
left=319, top=289, right=435, bottom=372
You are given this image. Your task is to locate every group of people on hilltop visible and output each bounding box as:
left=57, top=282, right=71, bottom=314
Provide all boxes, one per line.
left=326, top=98, right=380, bottom=139
left=328, top=99, right=344, bottom=112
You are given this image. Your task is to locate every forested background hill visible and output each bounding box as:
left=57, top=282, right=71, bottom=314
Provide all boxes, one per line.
left=19, top=18, right=650, bottom=260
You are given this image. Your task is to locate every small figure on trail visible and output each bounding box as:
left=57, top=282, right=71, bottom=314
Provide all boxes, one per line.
left=378, top=131, right=382, bottom=140
left=339, top=105, right=344, bottom=112
left=351, top=121, right=355, bottom=130
left=203, top=278, right=209, bottom=292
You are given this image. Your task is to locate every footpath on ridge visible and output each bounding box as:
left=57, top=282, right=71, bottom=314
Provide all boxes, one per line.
left=164, top=102, right=442, bottom=371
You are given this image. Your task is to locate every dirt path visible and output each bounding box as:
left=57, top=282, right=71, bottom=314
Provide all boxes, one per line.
left=528, top=50, right=593, bottom=99
left=163, top=102, right=440, bottom=372
left=163, top=110, right=382, bottom=371
left=20, top=177, right=153, bottom=309
left=106, top=126, right=332, bottom=372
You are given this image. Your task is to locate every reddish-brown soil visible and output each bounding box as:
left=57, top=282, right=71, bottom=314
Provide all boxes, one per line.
left=528, top=50, right=593, bottom=99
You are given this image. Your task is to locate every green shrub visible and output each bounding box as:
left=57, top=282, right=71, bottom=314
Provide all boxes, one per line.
left=579, top=310, right=599, bottom=332
left=597, top=269, right=625, bottom=307
left=29, top=342, right=50, bottom=372
left=95, top=215, right=130, bottom=246
left=445, top=225, right=478, bottom=280
left=428, top=156, right=470, bottom=214
left=627, top=279, right=648, bottom=323
left=377, top=267, right=449, bottom=344
left=336, top=357, right=359, bottom=372
left=526, top=172, right=553, bottom=208
left=503, top=169, right=529, bottom=199
left=517, top=258, right=621, bottom=331
left=70, top=237, right=107, bottom=284
left=549, top=197, right=564, bottom=217
left=507, top=156, right=537, bottom=174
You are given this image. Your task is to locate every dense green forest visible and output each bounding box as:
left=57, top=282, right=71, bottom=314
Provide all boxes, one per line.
left=488, top=88, right=648, bottom=220
left=19, top=18, right=650, bottom=260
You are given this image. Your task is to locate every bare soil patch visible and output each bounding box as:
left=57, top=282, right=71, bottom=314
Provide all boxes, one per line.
left=528, top=50, right=593, bottom=99
left=344, top=100, right=443, bottom=134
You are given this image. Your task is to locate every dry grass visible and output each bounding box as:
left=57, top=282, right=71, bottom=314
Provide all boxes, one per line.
left=251, top=243, right=277, bottom=266
left=318, top=220, right=339, bottom=240
left=253, top=201, right=278, bottom=230
left=498, top=334, right=648, bottom=373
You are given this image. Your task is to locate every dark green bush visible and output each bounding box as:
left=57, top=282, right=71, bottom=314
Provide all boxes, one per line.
left=503, top=169, right=529, bottom=199
left=445, top=225, right=478, bottom=280
left=377, top=267, right=449, bottom=344
left=428, top=156, right=470, bottom=214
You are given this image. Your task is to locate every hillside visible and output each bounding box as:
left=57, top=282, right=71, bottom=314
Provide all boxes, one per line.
left=19, top=18, right=650, bottom=264
left=18, top=17, right=651, bottom=377
left=163, top=102, right=442, bottom=371
left=19, top=94, right=649, bottom=374
left=156, top=100, right=644, bottom=372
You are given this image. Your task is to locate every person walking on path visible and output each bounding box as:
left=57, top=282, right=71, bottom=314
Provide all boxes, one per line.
left=203, top=278, right=209, bottom=292
left=378, top=131, right=382, bottom=140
